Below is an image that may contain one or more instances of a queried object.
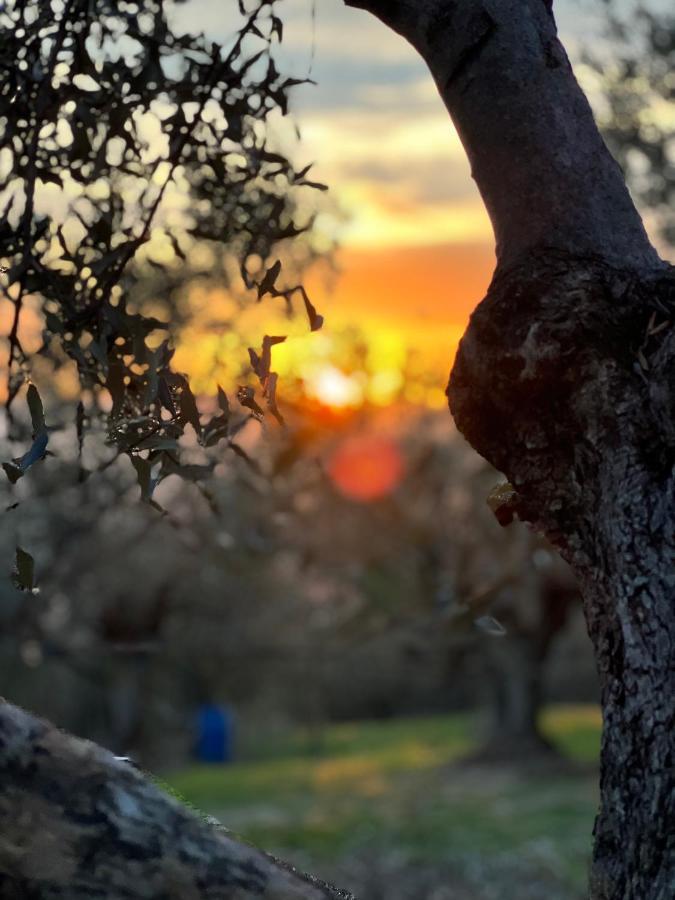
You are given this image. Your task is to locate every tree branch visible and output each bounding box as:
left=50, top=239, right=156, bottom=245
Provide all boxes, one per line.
left=0, top=701, right=355, bottom=899
left=344, top=0, right=663, bottom=271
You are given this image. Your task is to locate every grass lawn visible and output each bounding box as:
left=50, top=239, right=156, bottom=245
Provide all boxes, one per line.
left=163, top=705, right=601, bottom=899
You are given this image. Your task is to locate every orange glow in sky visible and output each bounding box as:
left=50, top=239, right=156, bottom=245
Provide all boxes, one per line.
left=172, top=241, right=495, bottom=411
left=164, top=2, right=500, bottom=411
left=313, top=242, right=494, bottom=345
left=328, top=435, right=405, bottom=502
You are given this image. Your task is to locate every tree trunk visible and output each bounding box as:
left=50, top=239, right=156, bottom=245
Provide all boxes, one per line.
left=0, top=700, right=354, bottom=899
left=477, top=551, right=578, bottom=762
left=451, top=256, right=675, bottom=899
left=106, top=658, right=145, bottom=756
left=346, top=1, right=674, bottom=897
left=478, top=634, right=555, bottom=761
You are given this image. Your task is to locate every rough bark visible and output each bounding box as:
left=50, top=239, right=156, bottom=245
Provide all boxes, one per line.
left=0, top=701, right=354, bottom=899
left=344, top=1, right=675, bottom=897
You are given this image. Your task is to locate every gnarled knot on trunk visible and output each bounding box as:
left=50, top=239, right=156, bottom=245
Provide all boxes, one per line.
left=447, top=253, right=674, bottom=552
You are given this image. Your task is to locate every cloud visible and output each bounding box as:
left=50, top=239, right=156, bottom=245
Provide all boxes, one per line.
left=288, top=106, right=486, bottom=247
left=335, top=185, right=491, bottom=248
left=172, top=0, right=417, bottom=67
left=278, top=0, right=418, bottom=66
left=165, top=0, right=599, bottom=255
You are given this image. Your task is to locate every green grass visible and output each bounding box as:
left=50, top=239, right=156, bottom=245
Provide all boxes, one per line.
left=540, top=704, right=602, bottom=761
left=166, top=712, right=474, bottom=809
left=163, top=705, right=601, bottom=894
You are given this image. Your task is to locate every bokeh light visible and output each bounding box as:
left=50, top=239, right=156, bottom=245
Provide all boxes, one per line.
left=328, top=434, right=404, bottom=502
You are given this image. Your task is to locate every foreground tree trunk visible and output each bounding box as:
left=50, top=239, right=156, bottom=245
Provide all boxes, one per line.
left=344, top=1, right=674, bottom=897
left=0, top=701, right=353, bottom=899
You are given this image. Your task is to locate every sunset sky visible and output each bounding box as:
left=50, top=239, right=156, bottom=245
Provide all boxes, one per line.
left=169, top=0, right=663, bottom=408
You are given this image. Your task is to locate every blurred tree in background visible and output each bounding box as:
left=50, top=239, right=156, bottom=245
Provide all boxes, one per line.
left=584, top=0, right=674, bottom=253
left=261, top=408, right=582, bottom=759
left=0, top=0, right=334, bottom=759
left=7, top=0, right=669, bottom=769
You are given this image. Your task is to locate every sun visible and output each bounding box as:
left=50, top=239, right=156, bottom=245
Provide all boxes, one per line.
left=309, top=365, right=364, bottom=409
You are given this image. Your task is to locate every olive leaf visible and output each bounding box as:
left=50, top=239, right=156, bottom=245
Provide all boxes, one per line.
left=2, top=385, right=49, bottom=484
left=474, top=615, right=507, bottom=637
left=12, top=547, right=35, bottom=593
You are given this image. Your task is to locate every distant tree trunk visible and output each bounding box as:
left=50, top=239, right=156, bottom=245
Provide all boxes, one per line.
left=478, top=571, right=577, bottom=760
left=105, top=658, right=144, bottom=756
left=480, top=635, right=552, bottom=758
left=346, top=2, right=674, bottom=897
